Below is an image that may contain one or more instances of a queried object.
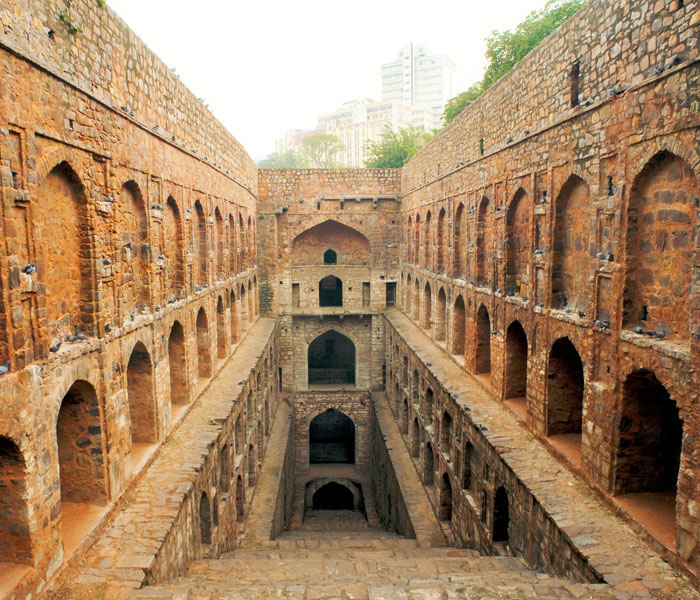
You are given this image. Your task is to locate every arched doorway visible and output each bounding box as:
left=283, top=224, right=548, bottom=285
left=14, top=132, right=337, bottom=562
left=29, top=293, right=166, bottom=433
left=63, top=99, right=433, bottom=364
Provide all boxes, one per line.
left=0, top=437, right=31, bottom=564
left=196, top=308, right=211, bottom=379
left=126, top=341, right=157, bottom=444
left=546, top=338, right=584, bottom=437
left=168, top=321, right=188, bottom=406
left=236, top=475, right=245, bottom=522
left=199, top=492, right=211, bottom=545
left=309, top=409, right=355, bottom=463
left=412, top=419, right=420, bottom=457
left=312, top=482, right=354, bottom=510
left=505, top=321, right=528, bottom=418
left=436, top=287, right=447, bottom=341
left=216, top=296, right=226, bottom=360
left=319, top=275, right=343, bottom=306
left=452, top=295, right=466, bottom=357
left=493, top=487, right=509, bottom=542
left=440, top=473, right=453, bottom=521
left=57, top=381, right=107, bottom=504
left=422, top=282, right=432, bottom=330
left=424, top=442, right=434, bottom=485
left=308, top=330, right=355, bottom=385
left=475, top=305, right=491, bottom=374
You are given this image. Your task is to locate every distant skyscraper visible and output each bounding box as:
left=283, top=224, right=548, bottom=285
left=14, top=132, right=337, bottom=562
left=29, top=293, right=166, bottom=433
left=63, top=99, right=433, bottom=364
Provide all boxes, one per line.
left=381, top=43, right=455, bottom=125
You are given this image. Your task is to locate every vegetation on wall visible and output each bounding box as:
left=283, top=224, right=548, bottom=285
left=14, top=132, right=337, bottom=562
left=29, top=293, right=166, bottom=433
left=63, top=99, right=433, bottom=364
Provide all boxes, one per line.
left=258, top=133, right=344, bottom=169
left=258, top=150, right=308, bottom=169
left=364, top=126, right=434, bottom=168
left=443, top=0, right=586, bottom=124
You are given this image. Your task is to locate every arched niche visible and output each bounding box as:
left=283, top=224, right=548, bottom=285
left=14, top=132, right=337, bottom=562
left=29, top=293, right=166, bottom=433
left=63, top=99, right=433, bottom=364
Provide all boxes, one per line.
left=308, top=408, right=355, bottom=464
left=291, top=220, right=370, bottom=266
left=308, top=330, right=355, bottom=385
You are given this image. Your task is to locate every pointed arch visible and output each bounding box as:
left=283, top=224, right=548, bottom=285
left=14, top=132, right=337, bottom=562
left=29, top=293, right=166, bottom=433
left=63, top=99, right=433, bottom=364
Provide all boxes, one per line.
left=216, top=296, right=226, bottom=360
left=120, top=181, right=149, bottom=318
left=292, top=220, right=370, bottom=265
left=505, top=321, right=528, bottom=400
left=436, top=208, right=446, bottom=272
left=126, top=341, right=157, bottom=444
left=215, top=207, right=225, bottom=279
left=436, top=287, right=447, bottom=341
left=196, top=307, right=212, bottom=379
left=168, top=321, right=188, bottom=405
left=423, top=211, right=432, bottom=267
left=165, top=196, right=185, bottom=296
left=452, top=295, right=466, bottom=356
left=422, top=281, right=432, bottom=330
left=453, top=202, right=465, bottom=277
left=476, top=197, right=490, bottom=285
left=308, top=330, right=355, bottom=385
left=505, top=188, right=531, bottom=297
left=475, top=305, right=491, bottom=374
left=0, top=437, right=31, bottom=564
left=546, top=337, right=584, bottom=437
left=194, top=200, right=207, bottom=285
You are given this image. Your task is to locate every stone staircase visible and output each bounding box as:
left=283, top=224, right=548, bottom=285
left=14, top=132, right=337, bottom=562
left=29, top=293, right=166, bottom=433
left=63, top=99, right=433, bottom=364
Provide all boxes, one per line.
left=130, top=530, right=621, bottom=600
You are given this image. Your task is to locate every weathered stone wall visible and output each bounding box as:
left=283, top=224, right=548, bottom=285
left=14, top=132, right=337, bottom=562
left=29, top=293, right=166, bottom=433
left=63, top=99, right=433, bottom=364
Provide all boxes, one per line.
left=257, top=169, right=401, bottom=317
left=397, top=0, right=700, bottom=577
left=385, top=318, right=603, bottom=583
left=292, top=390, right=371, bottom=471
left=0, top=1, right=263, bottom=598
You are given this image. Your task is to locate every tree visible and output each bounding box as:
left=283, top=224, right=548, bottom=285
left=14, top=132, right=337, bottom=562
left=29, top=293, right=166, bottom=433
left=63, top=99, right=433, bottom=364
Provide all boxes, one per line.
left=299, top=133, right=343, bottom=168
left=257, top=150, right=307, bottom=169
left=364, top=126, right=435, bottom=168
left=443, top=0, right=586, bottom=124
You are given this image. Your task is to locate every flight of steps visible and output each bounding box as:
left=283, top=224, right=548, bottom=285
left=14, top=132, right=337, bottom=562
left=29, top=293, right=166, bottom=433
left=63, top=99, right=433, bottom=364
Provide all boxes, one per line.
left=131, top=530, right=618, bottom=600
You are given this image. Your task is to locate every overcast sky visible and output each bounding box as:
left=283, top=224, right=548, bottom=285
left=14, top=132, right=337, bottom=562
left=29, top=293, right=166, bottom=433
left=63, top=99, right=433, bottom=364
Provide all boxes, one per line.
left=107, top=0, right=548, bottom=161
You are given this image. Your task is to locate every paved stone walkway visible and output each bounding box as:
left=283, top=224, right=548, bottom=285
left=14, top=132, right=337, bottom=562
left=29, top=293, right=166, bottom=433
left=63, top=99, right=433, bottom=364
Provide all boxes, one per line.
left=51, top=319, right=277, bottom=600
left=384, top=310, right=700, bottom=600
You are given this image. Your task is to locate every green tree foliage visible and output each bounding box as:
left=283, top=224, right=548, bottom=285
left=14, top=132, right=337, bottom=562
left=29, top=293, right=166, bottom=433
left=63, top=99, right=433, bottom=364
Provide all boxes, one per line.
left=443, top=0, right=586, bottom=124
left=257, top=150, right=307, bottom=169
left=299, top=133, right=344, bottom=168
left=364, top=126, right=435, bottom=168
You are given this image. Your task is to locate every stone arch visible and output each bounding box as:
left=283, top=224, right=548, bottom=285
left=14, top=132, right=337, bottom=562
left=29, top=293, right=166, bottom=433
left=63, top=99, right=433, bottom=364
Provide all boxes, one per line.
left=505, top=321, right=528, bottom=400
left=228, top=213, right=236, bottom=274
left=425, top=387, right=434, bottom=422
left=252, top=276, right=259, bottom=317
left=216, top=295, right=226, bottom=360
left=623, top=151, right=697, bottom=343
left=234, top=414, right=244, bottom=454
left=247, top=215, right=254, bottom=266
left=319, top=274, right=343, bottom=307
left=119, top=180, right=149, bottom=318
left=546, top=337, right=584, bottom=437
left=194, top=200, right=207, bottom=285
left=413, top=212, right=420, bottom=263
left=412, top=369, right=420, bottom=406
left=199, top=491, right=211, bottom=545
left=453, top=202, right=465, bottom=277
left=402, top=356, right=408, bottom=387
left=219, top=445, right=230, bottom=493
left=412, top=418, right=421, bottom=457
left=126, top=341, right=157, bottom=444
left=413, top=277, right=420, bottom=321
left=475, top=305, right=491, bottom=374
left=248, top=443, right=256, bottom=486
left=463, top=442, right=474, bottom=491
left=405, top=273, right=412, bottom=315
left=308, top=330, right=355, bottom=385
left=168, top=320, right=188, bottom=405
left=247, top=280, right=255, bottom=322
left=56, top=380, right=107, bottom=504
left=215, top=207, right=225, bottom=278
left=238, top=212, right=246, bottom=268
left=423, top=211, right=432, bottom=267
left=164, top=196, right=185, bottom=297
left=476, top=196, right=490, bottom=285
left=35, top=161, right=95, bottom=344
left=441, top=411, right=452, bottom=450
left=505, top=188, right=531, bottom=297
left=422, top=281, right=432, bottom=330
left=493, top=486, right=510, bottom=542
left=436, top=287, right=447, bottom=341
left=196, top=307, right=212, bottom=379
left=552, top=175, right=591, bottom=312
left=406, top=216, right=413, bottom=263
left=424, top=441, right=434, bottom=485
left=401, top=397, right=409, bottom=434
left=437, top=207, right=446, bottom=272
left=452, top=295, right=466, bottom=356
left=240, top=283, right=249, bottom=330
left=305, top=478, right=364, bottom=512
left=291, top=220, right=370, bottom=265
left=309, top=408, right=355, bottom=464
left=614, top=370, right=683, bottom=496
left=440, top=473, right=453, bottom=521
left=235, top=475, right=245, bottom=522
left=0, top=436, right=31, bottom=564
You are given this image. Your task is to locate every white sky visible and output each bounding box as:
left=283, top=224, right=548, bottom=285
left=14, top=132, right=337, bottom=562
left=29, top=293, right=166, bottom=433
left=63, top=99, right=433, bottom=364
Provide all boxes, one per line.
left=107, top=0, right=547, bottom=161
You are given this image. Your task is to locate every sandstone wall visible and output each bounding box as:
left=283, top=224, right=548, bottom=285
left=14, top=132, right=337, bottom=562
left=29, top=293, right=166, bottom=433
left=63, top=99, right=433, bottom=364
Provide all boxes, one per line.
left=396, top=0, right=700, bottom=577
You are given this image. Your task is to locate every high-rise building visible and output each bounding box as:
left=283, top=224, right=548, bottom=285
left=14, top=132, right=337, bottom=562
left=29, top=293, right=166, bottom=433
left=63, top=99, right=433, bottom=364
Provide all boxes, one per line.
left=381, top=43, right=455, bottom=121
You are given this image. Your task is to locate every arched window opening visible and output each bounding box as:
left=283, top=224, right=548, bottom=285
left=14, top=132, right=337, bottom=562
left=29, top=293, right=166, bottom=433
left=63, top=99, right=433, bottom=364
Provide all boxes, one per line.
left=165, top=197, right=184, bottom=296
left=505, top=321, right=528, bottom=413
left=440, top=473, right=453, bottom=521
left=425, top=388, right=434, bottom=423
left=236, top=475, right=245, bottom=522
left=505, top=189, right=530, bottom=297
left=126, top=341, right=157, bottom=445
left=436, top=208, right=446, bottom=272
left=312, top=482, right=354, bottom=510
left=196, top=308, right=211, bottom=379
left=452, top=295, right=466, bottom=357
left=57, top=381, right=107, bottom=505
left=168, top=321, right=188, bottom=405
left=453, top=203, right=464, bottom=277
left=309, top=409, right=355, bottom=464
left=319, top=275, right=343, bottom=307
left=228, top=214, right=236, bottom=274
left=229, top=290, right=239, bottom=344
left=493, top=487, right=510, bottom=542
left=240, top=284, right=248, bottom=330
left=401, top=398, right=409, bottom=435
left=308, top=330, right=355, bottom=385
left=411, top=419, right=421, bottom=458
left=423, top=211, right=432, bottom=267
left=475, top=305, right=491, bottom=375
left=413, top=278, right=420, bottom=321
left=424, top=442, right=434, bottom=485
left=219, top=446, right=230, bottom=493
left=412, top=370, right=420, bottom=406
left=199, top=492, right=211, bottom=545
left=234, top=415, right=243, bottom=455
left=323, top=249, right=337, bottom=265
left=120, top=181, right=148, bottom=318
left=215, top=208, right=225, bottom=279
left=402, top=356, right=408, bottom=387
left=0, top=437, right=31, bottom=564
left=248, top=280, right=255, bottom=322
left=405, top=274, right=412, bottom=314
left=476, top=197, right=489, bottom=286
